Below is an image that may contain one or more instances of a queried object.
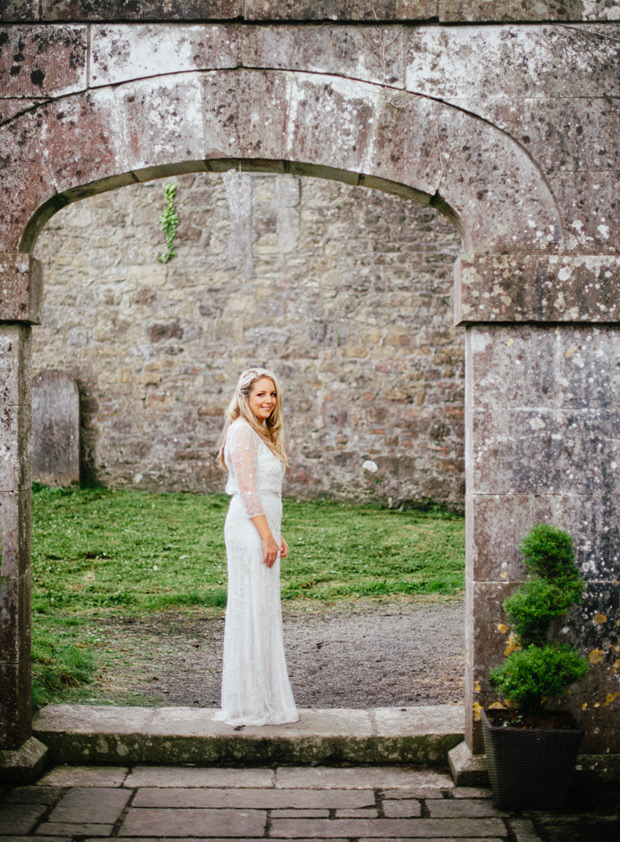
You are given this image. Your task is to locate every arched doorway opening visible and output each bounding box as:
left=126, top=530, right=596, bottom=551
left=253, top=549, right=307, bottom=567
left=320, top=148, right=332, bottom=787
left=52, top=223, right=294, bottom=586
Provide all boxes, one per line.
left=30, top=166, right=466, bottom=711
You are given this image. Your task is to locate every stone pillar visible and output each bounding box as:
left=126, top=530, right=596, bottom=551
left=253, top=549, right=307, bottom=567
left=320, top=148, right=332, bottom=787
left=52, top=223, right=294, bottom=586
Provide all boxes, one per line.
left=0, top=254, right=41, bottom=753
left=458, top=254, right=620, bottom=756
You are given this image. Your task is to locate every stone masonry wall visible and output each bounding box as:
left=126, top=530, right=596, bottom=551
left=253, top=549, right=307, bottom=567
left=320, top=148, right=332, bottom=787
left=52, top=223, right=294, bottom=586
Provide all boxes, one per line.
left=33, top=173, right=464, bottom=507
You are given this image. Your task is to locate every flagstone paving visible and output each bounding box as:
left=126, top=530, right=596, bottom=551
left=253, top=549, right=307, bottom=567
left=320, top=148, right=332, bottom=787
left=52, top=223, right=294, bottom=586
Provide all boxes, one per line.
left=0, top=764, right=618, bottom=841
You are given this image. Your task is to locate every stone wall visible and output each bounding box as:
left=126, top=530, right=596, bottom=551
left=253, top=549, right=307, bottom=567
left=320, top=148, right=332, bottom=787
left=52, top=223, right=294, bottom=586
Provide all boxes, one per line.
left=33, top=173, right=464, bottom=507
left=3, top=1, right=619, bottom=22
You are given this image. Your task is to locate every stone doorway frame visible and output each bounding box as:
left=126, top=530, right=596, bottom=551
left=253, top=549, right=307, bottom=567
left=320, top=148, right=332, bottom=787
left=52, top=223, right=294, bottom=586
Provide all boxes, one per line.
left=1, top=65, right=619, bottom=765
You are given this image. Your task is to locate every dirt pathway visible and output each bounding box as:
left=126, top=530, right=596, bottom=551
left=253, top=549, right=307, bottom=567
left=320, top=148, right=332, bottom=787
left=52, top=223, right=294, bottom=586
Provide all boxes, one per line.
left=94, top=600, right=465, bottom=708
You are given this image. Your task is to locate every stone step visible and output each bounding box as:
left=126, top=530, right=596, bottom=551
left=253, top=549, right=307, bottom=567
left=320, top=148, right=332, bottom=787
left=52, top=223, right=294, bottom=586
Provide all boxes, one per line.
left=33, top=704, right=464, bottom=767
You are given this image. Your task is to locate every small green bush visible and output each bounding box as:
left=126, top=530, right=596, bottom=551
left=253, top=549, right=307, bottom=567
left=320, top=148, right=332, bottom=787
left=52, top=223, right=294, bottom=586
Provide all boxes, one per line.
left=503, top=576, right=583, bottom=648
left=520, top=523, right=576, bottom=580
left=490, top=643, right=589, bottom=713
left=490, top=523, right=588, bottom=716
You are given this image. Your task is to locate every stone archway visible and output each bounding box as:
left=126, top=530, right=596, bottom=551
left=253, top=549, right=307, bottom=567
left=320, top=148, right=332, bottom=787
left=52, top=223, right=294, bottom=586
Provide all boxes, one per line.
left=1, top=48, right=620, bottom=771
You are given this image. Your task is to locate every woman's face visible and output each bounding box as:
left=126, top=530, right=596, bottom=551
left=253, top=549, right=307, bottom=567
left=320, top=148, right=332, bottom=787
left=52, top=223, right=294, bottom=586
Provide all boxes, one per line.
left=248, top=377, right=277, bottom=422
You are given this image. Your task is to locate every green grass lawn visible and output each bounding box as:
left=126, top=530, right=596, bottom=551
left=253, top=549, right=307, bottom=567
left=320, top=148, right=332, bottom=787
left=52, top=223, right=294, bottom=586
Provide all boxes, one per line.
left=31, top=485, right=465, bottom=707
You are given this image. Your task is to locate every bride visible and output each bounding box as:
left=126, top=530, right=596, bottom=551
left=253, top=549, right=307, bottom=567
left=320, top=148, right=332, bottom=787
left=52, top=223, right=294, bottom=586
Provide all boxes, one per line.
left=212, top=368, right=298, bottom=726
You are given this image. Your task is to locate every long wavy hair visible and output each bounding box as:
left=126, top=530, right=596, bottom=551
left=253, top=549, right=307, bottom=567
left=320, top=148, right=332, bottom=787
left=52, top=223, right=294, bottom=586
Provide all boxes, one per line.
left=218, top=368, right=287, bottom=468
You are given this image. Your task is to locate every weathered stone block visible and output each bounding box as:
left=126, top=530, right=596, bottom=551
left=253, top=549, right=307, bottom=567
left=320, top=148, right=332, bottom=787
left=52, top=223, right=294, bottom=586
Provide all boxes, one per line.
left=132, top=787, right=376, bottom=809
left=285, top=73, right=377, bottom=174
left=437, top=116, right=562, bottom=253
left=32, top=370, right=80, bottom=487
left=270, top=815, right=506, bottom=837
left=441, top=1, right=620, bottom=22
left=465, top=578, right=518, bottom=752
left=90, top=24, right=238, bottom=87
left=469, top=494, right=550, bottom=584
left=244, top=0, right=437, bottom=20
left=0, top=0, right=38, bottom=21
left=456, top=255, right=620, bottom=324
left=0, top=255, right=42, bottom=324
left=0, top=25, right=87, bottom=97
left=0, top=736, right=48, bottom=785
left=406, top=24, right=620, bottom=105
left=114, top=73, right=207, bottom=175
left=0, top=573, right=30, bottom=663
left=470, top=407, right=620, bottom=496
left=0, top=490, right=31, bottom=579
left=360, top=95, right=444, bottom=198
left=549, top=169, right=620, bottom=254
left=468, top=492, right=620, bottom=587
left=564, top=672, right=620, bottom=753
left=465, top=325, right=620, bottom=412
left=0, top=657, right=31, bottom=750
left=41, top=0, right=241, bottom=19
left=448, top=740, right=489, bottom=786
left=48, top=786, right=131, bottom=824
left=119, top=806, right=266, bottom=838
left=241, top=24, right=406, bottom=87
left=33, top=88, right=128, bottom=195
left=123, top=764, right=274, bottom=787
left=201, top=69, right=291, bottom=162
left=32, top=704, right=148, bottom=763
left=0, top=401, right=32, bottom=492
left=459, top=96, right=620, bottom=177
left=143, top=706, right=377, bottom=765
left=427, top=798, right=503, bottom=816
left=0, top=323, right=32, bottom=407
left=0, top=114, right=54, bottom=253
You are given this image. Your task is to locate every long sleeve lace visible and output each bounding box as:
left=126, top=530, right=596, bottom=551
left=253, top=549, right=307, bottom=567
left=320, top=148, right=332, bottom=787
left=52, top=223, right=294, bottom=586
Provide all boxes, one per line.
left=225, top=421, right=264, bottom=518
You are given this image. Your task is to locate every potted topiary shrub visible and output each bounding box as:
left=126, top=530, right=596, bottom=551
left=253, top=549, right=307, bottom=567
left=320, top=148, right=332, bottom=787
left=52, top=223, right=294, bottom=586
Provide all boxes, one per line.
left=482, top=523, right=589, bottom=810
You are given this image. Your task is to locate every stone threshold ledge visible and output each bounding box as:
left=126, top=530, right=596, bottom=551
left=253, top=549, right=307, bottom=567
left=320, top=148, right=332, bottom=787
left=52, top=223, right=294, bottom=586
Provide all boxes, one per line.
left=33, top=704, right=464, bottom=767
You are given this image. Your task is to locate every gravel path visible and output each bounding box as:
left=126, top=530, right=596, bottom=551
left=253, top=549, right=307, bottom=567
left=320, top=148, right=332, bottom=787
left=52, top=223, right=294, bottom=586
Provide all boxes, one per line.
left=97, top=600, right=465, bottom=708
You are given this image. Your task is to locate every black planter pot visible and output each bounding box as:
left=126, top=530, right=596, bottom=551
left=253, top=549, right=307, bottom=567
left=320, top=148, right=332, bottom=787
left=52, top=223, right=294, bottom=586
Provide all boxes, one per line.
left=481, top=709, right=584, bottom=810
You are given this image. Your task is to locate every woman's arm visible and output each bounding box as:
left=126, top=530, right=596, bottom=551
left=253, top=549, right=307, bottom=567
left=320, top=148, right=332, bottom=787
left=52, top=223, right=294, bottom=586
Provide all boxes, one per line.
left=227, top=422, right=283, bottom=567
left=250, top=514, right=282, bottom=568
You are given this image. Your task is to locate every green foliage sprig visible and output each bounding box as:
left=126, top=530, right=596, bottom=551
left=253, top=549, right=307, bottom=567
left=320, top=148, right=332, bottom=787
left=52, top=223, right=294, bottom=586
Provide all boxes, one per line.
left=490, top=524, right=588, bottom=716
left=157, top=183, right=178, bottom=264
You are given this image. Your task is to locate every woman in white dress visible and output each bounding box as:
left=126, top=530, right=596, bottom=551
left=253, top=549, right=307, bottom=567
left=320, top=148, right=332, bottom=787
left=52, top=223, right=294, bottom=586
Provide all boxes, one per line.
left=212, top=368, right=298, bottom=726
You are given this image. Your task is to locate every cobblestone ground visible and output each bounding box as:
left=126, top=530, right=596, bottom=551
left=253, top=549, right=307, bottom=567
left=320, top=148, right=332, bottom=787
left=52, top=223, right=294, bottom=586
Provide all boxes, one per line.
left=1, top=764, right=618, bottom=841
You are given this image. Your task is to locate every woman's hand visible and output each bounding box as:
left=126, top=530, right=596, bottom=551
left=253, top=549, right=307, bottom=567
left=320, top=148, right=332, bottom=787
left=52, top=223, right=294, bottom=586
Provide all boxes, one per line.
left=262, top=533, right=280, bottom=568
left=280, top=537, right=289, bottom=559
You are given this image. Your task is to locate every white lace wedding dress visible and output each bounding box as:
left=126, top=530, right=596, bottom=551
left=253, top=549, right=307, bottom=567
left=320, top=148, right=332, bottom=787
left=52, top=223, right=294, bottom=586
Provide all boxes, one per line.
left=212, top=418, right=298, bottom=726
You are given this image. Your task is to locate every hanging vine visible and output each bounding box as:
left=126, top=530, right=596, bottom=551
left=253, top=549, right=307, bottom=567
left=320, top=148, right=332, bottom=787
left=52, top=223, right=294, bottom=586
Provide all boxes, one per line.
left=157, top=183, right=179, bottom=263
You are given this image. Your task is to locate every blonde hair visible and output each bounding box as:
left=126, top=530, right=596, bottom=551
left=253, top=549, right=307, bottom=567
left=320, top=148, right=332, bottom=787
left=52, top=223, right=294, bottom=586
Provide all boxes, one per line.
left=218, top=368, right=287, bottom=468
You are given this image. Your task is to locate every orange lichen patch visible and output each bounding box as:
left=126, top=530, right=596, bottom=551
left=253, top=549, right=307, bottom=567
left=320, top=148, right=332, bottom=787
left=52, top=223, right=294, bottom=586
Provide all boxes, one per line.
left=473, top=702, right=483, bottom=722
left=603, top=692, right=619, bottom=706
left=613, top=660, right=620, bottom=672
left=565, top=346, right=576, bottom=358
left=506, top=338, right=514, bottom=346
left=594, top=613, right=608, bottom=625
left=488, top=701, right=505, bottom=710
left=594, top=702, right=601, bottom=708
left=589, top=649, right=605, bottom=665
left=496, top=623, right=509, bottom=634
left=582, top=702, right=589, bottom=711
left=504, top=633, right=522, bottom=657
left=474, top=681, right=481, bottom=693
